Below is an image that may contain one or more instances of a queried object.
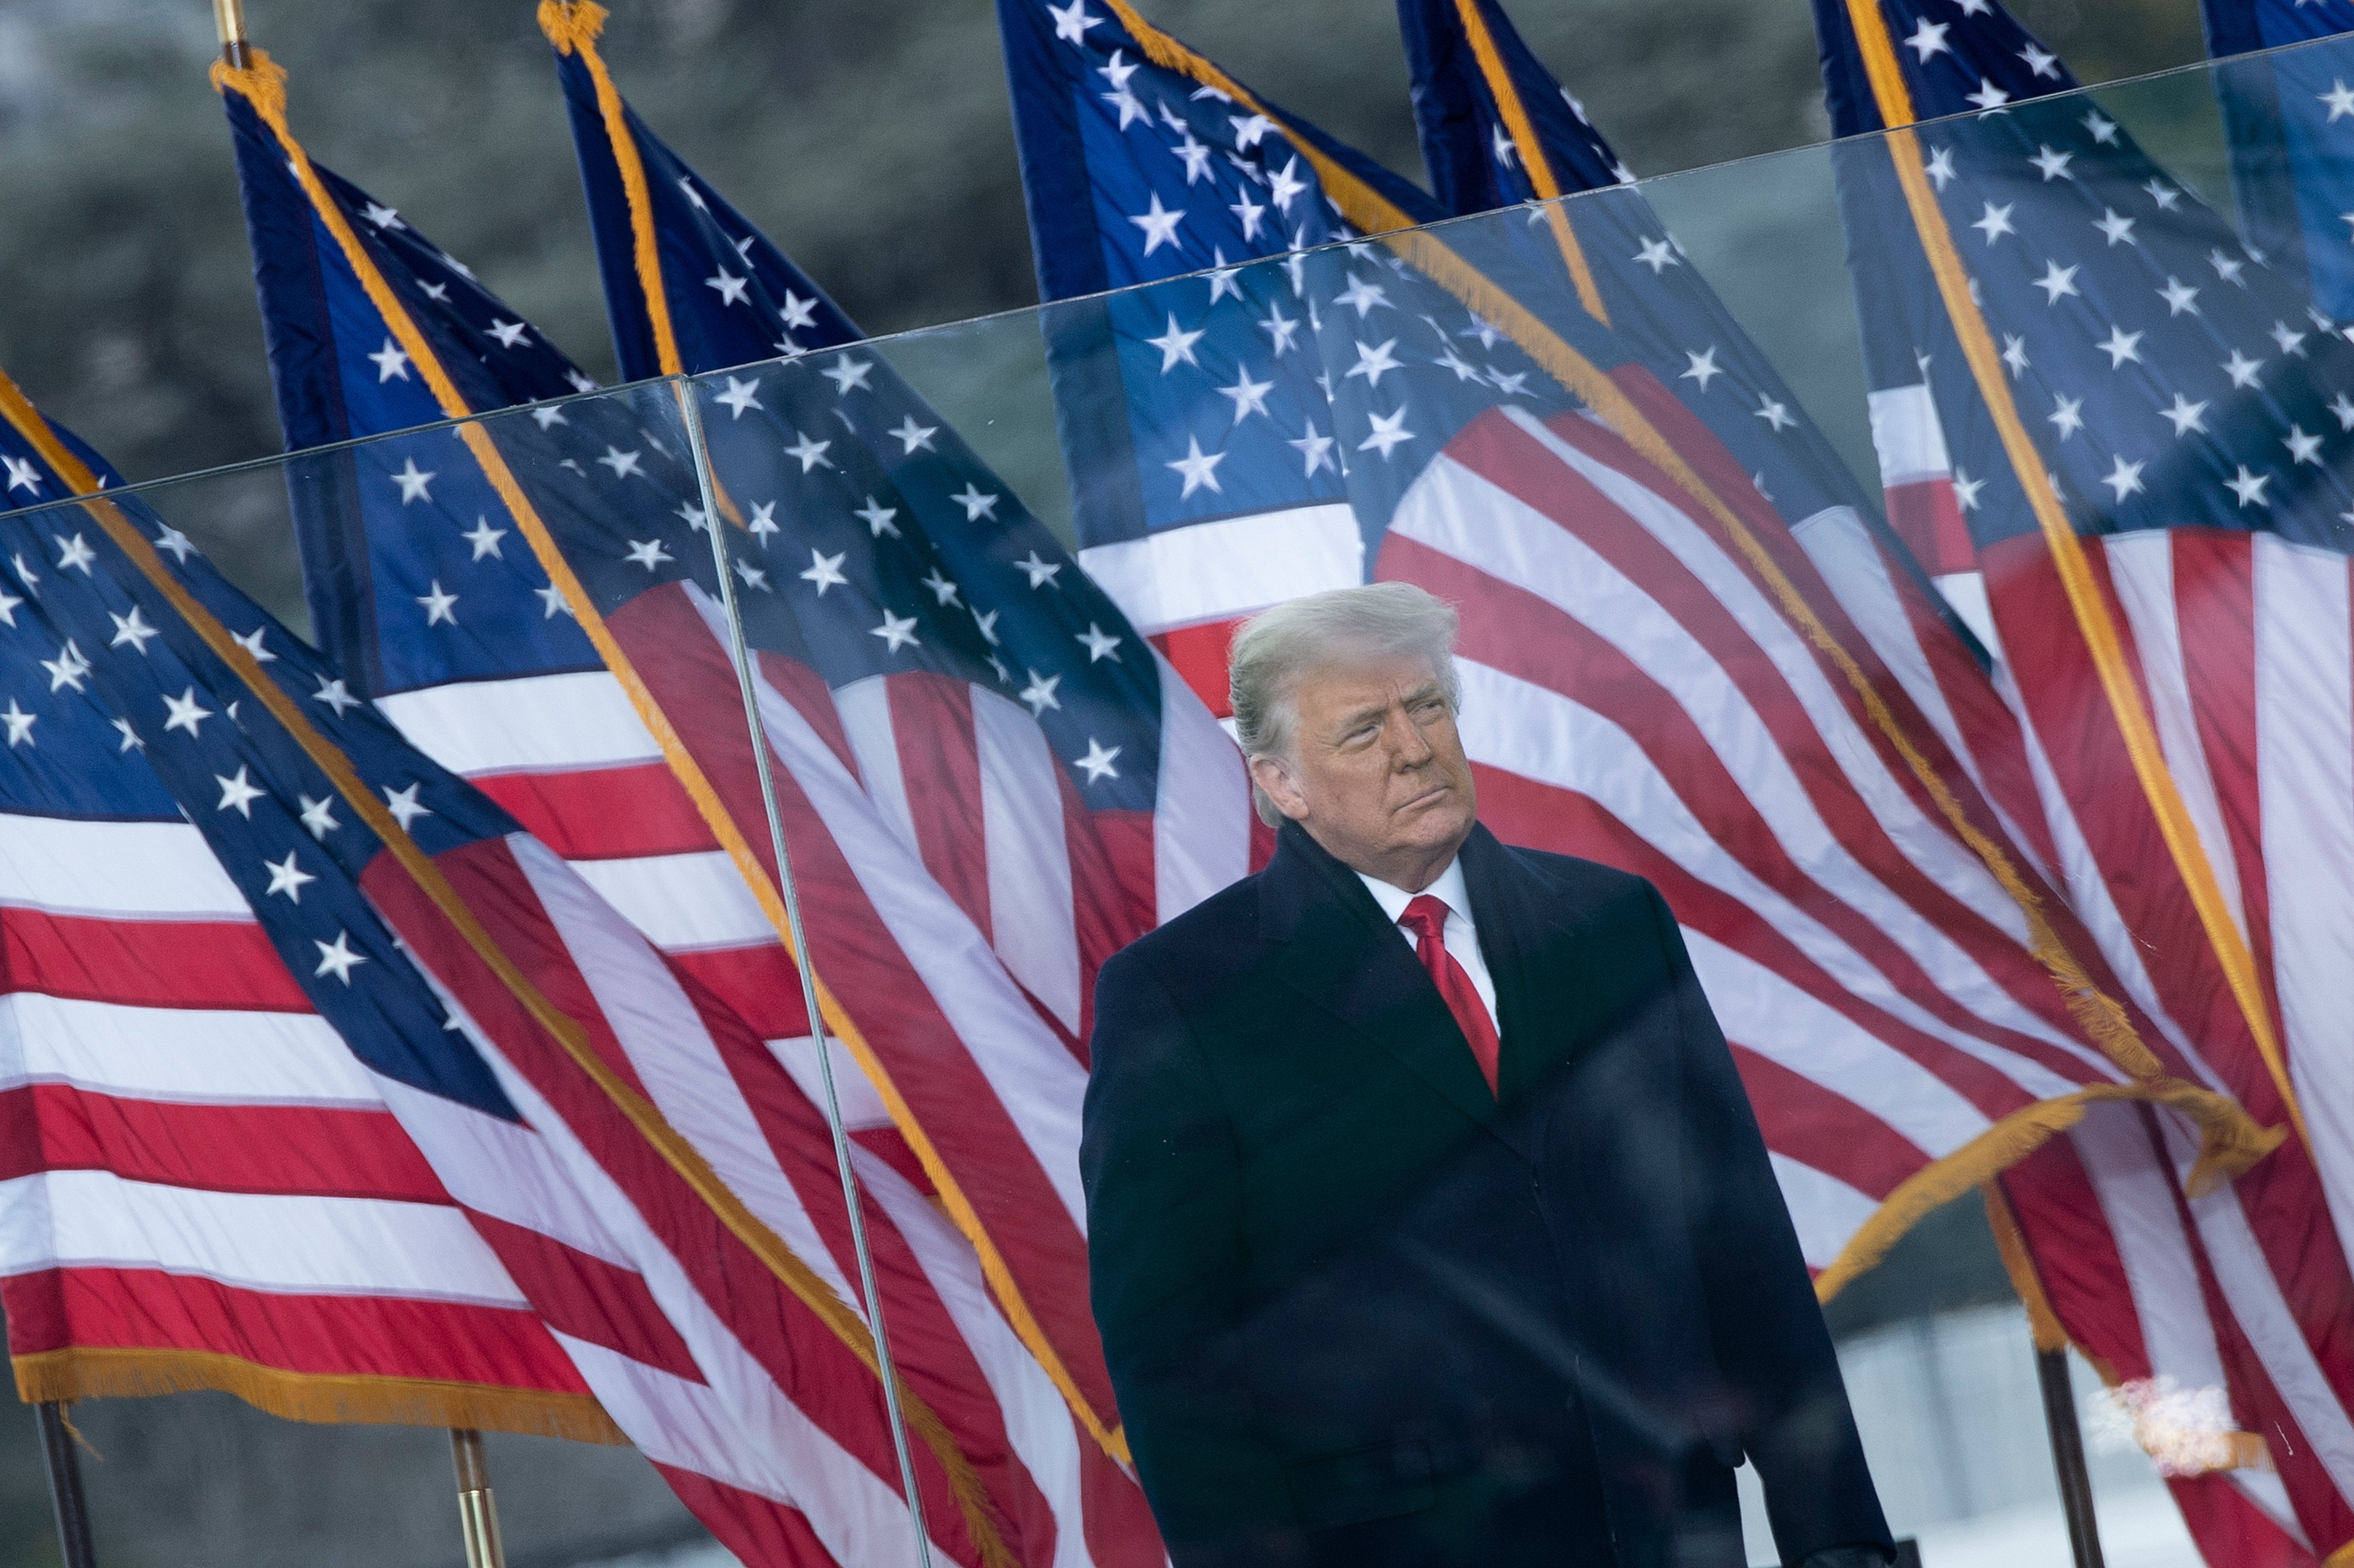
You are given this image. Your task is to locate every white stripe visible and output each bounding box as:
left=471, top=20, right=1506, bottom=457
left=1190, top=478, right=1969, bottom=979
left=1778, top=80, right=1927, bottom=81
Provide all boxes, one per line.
left=974, top=685, right=1082, bottom=1034
left=832, top=676, right=920, bottom=854
left=1152, top=649, right=1254, bottom=923
left=569, top=850, right=771, bottom=954
left=1866, top=383, right=1951, bottom=486
left=0, top=994, right=378, bottom=1107
left=2103, top=535, right=2248, bottom=942
left=512, top=834, right=863, bottom=1317
left=0, top=815, right=251, bottom=920
left=687, top=587, right=1090, bottom=1229
left=1767, top=1154, right=1881, bottom=1269
left=2254, top=535, right=2354, bottom=1268
left=1452, top=658, right=2086, bottom=1102
left=2069, top=1105, right=2234, bottom=1395
left=1077, top=504, right=1361, bottom=634
left=0, top=1170, right=522, bottom=1305
left=376, top=673, right=662, bottom=776
left=766, top=1035, right=893, bottom=1133
left=1684, top=928, right=1991, bottom=1158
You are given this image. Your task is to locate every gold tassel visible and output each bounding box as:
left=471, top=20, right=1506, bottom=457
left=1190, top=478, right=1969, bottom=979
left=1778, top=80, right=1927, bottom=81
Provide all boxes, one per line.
left=536, top=0, right=609, bottom=56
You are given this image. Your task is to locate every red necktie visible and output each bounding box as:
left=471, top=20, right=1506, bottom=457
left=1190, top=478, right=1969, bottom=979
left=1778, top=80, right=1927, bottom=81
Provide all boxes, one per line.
left=1399, top=894, right=1500, bottom=1097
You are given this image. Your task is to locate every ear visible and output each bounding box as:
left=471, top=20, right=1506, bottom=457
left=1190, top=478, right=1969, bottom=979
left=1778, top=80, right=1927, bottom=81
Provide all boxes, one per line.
left=1249, top=753, right=1310, bottom=822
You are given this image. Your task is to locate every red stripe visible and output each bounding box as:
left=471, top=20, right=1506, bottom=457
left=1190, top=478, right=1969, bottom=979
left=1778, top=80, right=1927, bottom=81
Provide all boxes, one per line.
left=0, top=1084, right=445, bottom=1202
left=465, top=1212, right=702, bottom=1384
left=472, top=763, right=717, bottom=862
left=0, top=908, right=311, bottom=1012
left=887, top=674, right=992, bottom=940
left=1726, top=1046, right=1927, bottom=1201
left=1150, top=620, right=1240, bottom=717
left=0, top=1265, right=587, bottom=1393
left=651, top=1464, right=835, bottom=1568
left=665, top=942, right=812, bottom=1044
left=1882, top=478, right=1974, bottom=574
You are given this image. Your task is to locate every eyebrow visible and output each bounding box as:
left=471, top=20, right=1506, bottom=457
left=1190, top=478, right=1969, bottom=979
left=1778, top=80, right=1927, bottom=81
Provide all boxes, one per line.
left=1331, top=683, right=1445, bottom=735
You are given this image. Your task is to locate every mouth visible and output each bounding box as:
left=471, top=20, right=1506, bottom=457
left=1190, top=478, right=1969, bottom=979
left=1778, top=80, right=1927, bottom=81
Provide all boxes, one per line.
left=1394, top=782, right=1452, bottom=815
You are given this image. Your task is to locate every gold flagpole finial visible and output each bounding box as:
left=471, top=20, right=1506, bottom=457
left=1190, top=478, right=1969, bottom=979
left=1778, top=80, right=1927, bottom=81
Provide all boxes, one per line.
left=212, top=0, right=250, bottom=68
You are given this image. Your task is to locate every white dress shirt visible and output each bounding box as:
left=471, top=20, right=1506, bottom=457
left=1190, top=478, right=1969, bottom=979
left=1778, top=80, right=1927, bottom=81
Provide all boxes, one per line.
left=1357, top=856, right=1499, bottom=1033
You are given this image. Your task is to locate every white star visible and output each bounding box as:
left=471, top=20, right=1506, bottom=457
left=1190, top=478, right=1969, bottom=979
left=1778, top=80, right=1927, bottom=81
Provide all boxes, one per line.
left=2096, top=326, right=2144, bottom=368
left=486, top=319, right=529, bottom=349
left=3, top=455, right=40, bottom=496
left=263, top=850, right=314, bottom=903
left=368, top=337, right=412, bottom=382
left=734, top=558, right=771, bottom=593
left=1952, top=468, right=1985, bottom=512
left=952, top=484, right=1001, bottom=522
left=2159, top=394, right=2210, bottom=437
left=856, top=496, right=902, bottom=537
left=2333, top=393, right=2354, bottom=433
left=714, top=376, right=763, bottom=418
left=1074, top=737, right=1123, bottom=782
left=890, top=415, right=938, bottom=454
left=2032, top=262, right=2081, bottom=304
left=299, top=793, right=340, bottom=838
left=1346, top=338, right=1403, bottom=389
left=1170, top=131, right=1214, bottom=185
left=2158, top=277, right=2201, bottom=317
left=2223, top=349, right=2265, bottom=388
left=1924, top=146, right=1957, bottom=191
left=40, top=641, right=89, bottom=694
left=2100, top=455, right=2147, bottom=502
left=0, top=587, right=19, bottom=627
left=705, top=268, right=750, bottom=306
left=746, top=501, right=779, bottom=544
left=870, top=609, right=921, bottom=653
left=457, top=516, right=508, bottom=561
left=214, top=766, right=265, bottom=819
left=2093, top=208, right=2137, bottom=246
left=1904, top=17, right=1951, bottom=59
left=529, top=405, right=568, bottom=430
left=1258, top=303, right=1301, bottom=356
left=2285, top=425, right=2325, bottom=465
left=1972, top=201, right=2017, bottom=244
left=1102, top=83, right=1147, bottom=130
left=1048, top=0, right=1099, bottom=44
left=784, top=431, right=834, bottom=473
left=2047, top=394, right=2086, bottom=439
left=1267, top=156, right=1308, bottom=213
left=778, top=291, right=819, bottom=333
left=963, top=608, right=997, bottom=651
left=596, top=447, right=645, bottom=480
left=2227, top=466, right=2272, bottom=507
left=109, top=717, right=140, bottom=752
left=410, top=579, right=457, bottom=626
left=2029, top=144, right=2075, bottom=181
left=1230, top=112, right=1273, bottom=150
left=799, top=550, right=848, bottom=595
left=1020, top=669, right=1063, bottom=716
left=0, top=700, right=31, bottom=748
left=1334, top=274, right=1391, bottom=317
left=1358, top=407, right=1415, bottom=459
left=1229, top=194, right=1266, bottom=242
left=232, top=625, right=276, bottom=663
left=1755, top=396, right=1796, bottom=431
left=153, top=526, right=195, bottom=563
left=1217, top=367, right=1275, bottom=423
left=2211, top=248, right=2248, bottom=286
left=313, top=930, right=368, bottom=985
left=2083, top=110, right=2120, bottom=144
left=1965, top=79, right=2012, bottom=113
left=1166, top=435, right=1226, bottom=497
left=1631, top=237, right=1681, bottom=275
left=362, top=201, right=403, bottom=230
left=1490, top=369, right=1531, bottom=396
left=1433, top=344, right=1487, bottom=383
left=1145, top=313, right=1205, bottom=371
left=2145, top=179, right=2183, bottom=212
left=14, top=554, right=37, bottom=593
left=419, top=282, right=450, bottom=302
left=390, top=457, right=436, bottom=504
left=1490, top=121, right=1519, bottom=167
left=2324, top=78, right=2354, bottom=122
left=821, top=355, right=874, bottom=395
left=1076, top=622, right=1123, bottom=662
left=675, top=500, right=710, bottom=534
left=1680, top=346, right=1724, bottom=392
left=162, top=686, right=213, bottom=736
left=383, top=781, right=433, bottom=830
left=313, top=676, right=360, bottom=716
left=52, top=533, right=94, bottom=574
left=1288, top=421, right=1338, bottom=476
left=625, top=539, right=674, bottom=572
left=2270, top=320, right=2310, bottom=357
left=2019, top=43, right=2061, bottom=78
left=536, top=584, right=574, bottom=619
left=916, top=566, right=960, bottom=607
left=1128, top=193, right=1185, bottom=255
left=1015, top=550, right=1063, bottom=589
left=109, top=605, right=160, bottom=653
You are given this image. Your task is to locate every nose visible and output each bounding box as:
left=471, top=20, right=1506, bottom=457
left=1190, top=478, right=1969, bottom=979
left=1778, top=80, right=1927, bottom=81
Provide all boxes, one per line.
left=1390, top=704, right=1434, bottom=766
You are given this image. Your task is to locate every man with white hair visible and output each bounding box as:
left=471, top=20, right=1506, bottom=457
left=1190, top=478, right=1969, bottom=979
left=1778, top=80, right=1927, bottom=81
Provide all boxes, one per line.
left=1081, top=583, right=1892, bottom=1568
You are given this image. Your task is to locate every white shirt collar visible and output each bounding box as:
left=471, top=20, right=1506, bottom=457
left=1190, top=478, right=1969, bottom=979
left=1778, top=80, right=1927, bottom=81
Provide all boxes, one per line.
left=1357, top=856, right=1473, bottom=930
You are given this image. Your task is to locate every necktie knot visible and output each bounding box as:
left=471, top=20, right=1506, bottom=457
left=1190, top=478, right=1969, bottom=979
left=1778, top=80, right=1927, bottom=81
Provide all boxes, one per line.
left=1399, top=893, right=1451, bottom=945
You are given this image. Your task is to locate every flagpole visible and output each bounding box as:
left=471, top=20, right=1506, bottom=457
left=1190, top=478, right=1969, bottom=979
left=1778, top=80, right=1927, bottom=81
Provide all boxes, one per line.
left=450, top=1430, right=509, bottom=1568
left=211, top=0, right=251, bottom=69
left=35, top=1402, right=98, bottom=1568
left=676, top=377, right=935, bottom=1568
left=2035, top=1349, right=2107, bottom=1568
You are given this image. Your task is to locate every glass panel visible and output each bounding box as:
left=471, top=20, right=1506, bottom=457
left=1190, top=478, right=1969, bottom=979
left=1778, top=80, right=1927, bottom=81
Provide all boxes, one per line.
left=12, top=33, right=2350, bottom=1566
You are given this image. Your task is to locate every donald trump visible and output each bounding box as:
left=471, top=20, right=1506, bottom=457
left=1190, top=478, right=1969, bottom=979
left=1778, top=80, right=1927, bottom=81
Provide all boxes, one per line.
left=1081, top=583, right=1892, bottom=1568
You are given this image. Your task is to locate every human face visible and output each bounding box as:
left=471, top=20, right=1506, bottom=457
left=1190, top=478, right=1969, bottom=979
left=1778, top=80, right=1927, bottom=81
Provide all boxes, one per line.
left=1249, top=651, right=1477, bottom=891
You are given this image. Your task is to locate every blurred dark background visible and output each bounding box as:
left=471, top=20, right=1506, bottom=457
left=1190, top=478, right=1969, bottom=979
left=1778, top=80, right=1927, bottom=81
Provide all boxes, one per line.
left=0, top=0, right=2212, bottom=1564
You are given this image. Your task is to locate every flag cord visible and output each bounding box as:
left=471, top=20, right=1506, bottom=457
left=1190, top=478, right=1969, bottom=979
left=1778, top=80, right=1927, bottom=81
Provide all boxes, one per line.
left=678, top=381, right=936, bottom=1568
left=1839, top=0, right=2310, bottom=1152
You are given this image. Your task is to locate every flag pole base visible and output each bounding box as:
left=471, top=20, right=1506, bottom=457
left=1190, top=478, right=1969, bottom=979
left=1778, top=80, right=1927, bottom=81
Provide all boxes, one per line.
left=450, top=1428, right=508, bottom=1568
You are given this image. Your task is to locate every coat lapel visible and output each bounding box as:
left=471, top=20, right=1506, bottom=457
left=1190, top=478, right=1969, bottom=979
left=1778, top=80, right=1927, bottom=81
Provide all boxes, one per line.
left=1459, top=825, right=1588, bottom=1104
left=1264, top=825, right=1522, bottom=1154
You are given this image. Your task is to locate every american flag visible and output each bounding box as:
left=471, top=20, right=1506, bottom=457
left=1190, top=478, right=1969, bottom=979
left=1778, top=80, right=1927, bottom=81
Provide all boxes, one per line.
left=227, top=19, right=1196, bottom=1565
left=998, top=0, right=2285, bottom=1364
left=1814, top=0, right=2354, bottom=1554
left=0, top=364, right=999, bottom=1566
left=2200, top=1, right=2354, bottom=322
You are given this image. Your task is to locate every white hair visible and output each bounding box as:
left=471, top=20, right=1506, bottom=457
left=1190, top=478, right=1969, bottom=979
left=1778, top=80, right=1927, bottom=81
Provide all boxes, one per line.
left=1227, top=583, right=1462, bottom=827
